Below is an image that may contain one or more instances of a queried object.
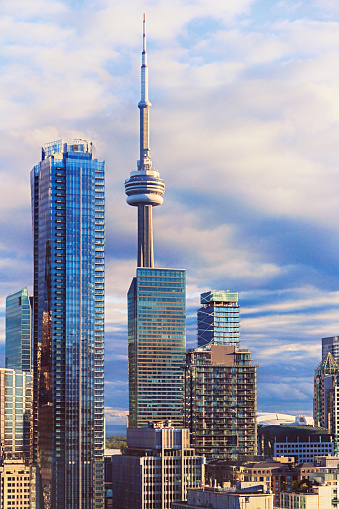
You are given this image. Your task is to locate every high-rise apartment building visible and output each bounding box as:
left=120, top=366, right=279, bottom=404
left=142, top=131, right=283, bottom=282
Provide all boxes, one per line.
left=184, top=344, right=257, bottom=462
left=125, top=17, right=186, bottom=428
left=30, top=139, right=105, bottom=509
left=197, top=291, right=240, bottom=348
left=5, top=288, right=32, bottom=372
left=112, top=423, right=204, bottom=509
left=322, top=336, right=339, bottom=362
left=314, top=352, right=339, bottom=434
left=0, top=369, right=32, bottom=461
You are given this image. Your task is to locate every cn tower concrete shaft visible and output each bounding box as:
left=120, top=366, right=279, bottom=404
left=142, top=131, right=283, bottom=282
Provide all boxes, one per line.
left=125, top=15, right=165, bottom=268
left=138, top=204, right=153, bottom=268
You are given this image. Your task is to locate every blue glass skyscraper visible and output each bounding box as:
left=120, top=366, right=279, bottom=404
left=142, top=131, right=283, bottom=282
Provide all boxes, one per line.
left=31, top=139, right=105, bottom=509
left=125, top=18, right=186, bottom=429
left=5, top=287, right=32, bottom=372
left=197, top=290, right=240, bottom=347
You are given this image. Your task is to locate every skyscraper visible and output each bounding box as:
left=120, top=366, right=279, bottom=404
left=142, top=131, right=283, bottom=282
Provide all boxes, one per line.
left=5, top=288, right=32, bottom=373
left=197, top=290, right=240, bottom=348
left=322, top=336, right=339, bottom=362
left=31, top=139, right=105, bottom=509
left=125, top=17, right=186, bottom=428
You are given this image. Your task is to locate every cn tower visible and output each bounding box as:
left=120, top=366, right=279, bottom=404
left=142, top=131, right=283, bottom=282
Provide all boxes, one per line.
left=125, top=14, right=165, bottom=268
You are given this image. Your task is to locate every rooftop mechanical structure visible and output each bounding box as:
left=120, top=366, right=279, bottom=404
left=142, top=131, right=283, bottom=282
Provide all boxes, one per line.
left=125, top=14, right=165, bottom=268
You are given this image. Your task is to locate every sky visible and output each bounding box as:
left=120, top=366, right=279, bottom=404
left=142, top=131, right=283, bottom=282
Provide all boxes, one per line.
left=1, top=0, right=339, bottom=425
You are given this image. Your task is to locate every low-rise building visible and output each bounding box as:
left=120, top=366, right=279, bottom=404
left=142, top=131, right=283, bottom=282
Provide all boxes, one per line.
left=172, top=485, right=273, bottom=509
left=258, top=424, right=335, bottom=463
left=278, top=485, right=331, bottom=509
left=112, top=422, right=204, bottom=509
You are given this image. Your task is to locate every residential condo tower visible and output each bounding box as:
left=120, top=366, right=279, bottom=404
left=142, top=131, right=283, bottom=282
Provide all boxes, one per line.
left=31, top=140, right=105, bottom=509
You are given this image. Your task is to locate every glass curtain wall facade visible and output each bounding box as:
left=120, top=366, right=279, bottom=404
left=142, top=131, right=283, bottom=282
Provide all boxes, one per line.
left=0, top=369, right=32, bottom=461
left=30, top=140, right=105, bottom=509
left=197, top=291, right=240, bottom=348
left=128, top=268, right=186, bottom=428
left=5, top=288, right=32, bottom=372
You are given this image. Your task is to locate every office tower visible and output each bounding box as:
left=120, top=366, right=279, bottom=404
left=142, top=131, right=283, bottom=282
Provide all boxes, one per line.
left=322, top=336, right=339, bottom=362
left=125, top=17, right=186, bottom=428
left=314, top=352, right=339, bottom=434
left=112, top=422, right=204, bottom=509
left=0, top=369, right=32, bottom=461
left=31, top=139, right=105, bottom=509
left=5, top=288, right=32, bottom=372
left=184, top=344, right=257, bottom=462
left=197, top=290, right=240, bottom=348
left=128, top=268, right=186, bottom=428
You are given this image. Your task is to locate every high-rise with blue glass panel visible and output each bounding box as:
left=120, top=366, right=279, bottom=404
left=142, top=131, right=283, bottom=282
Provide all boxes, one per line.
left=197, top=290, right=240, bottom=348
left=5, top=287, right=32, bottom=373
left=125, top=17, right=186, bottom=429
left=31, top=139, right=105, bottom=509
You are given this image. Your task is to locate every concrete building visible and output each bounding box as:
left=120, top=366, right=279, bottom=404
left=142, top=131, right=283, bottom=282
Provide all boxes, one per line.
left=0, top=369, right=31, bottom=461
left=31, top=139, right=105, bottom=508
left=185, top=344, right=257, bottom=462
left=0, top=458, right=30, bottom=508
left=197, top=291, right=240, bottom=348
left=5, top=288, right=32, bottom=373
left=279, top=485, right=332, bottom=509
left=258, top=425, right=336, bottom=463
left=206, top=458, right=299, bottom=508
left=172, top=486, right=273, bottom=509
left=112, top=423, right=204, bottom=509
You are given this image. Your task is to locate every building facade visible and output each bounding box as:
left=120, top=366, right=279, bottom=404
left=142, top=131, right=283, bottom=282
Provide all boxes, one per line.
left=184, top=344, right=257, bottom=462
left=0, top=458, right=31, bottom=508
left=314, top=352, right=339, bottom=433
left=112, top=424, right=204, bottom=509
left=5, top=288, right=32, bottom=373
left=30, top=139, right=105, bottom=509
left=322, top=336, right=339, bottom=363
left=172, top=486, right=273, bottom=509
left=197, top=291, right=240, bottom=348
left=258, top=425, right=336, bottom=463
left=128, top=268, right=186, bottom=428
left=0, top=369, right=31, bottom=461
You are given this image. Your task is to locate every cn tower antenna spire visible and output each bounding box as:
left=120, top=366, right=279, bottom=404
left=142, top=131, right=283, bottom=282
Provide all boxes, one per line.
left=125, top=16, right=165, bottom=268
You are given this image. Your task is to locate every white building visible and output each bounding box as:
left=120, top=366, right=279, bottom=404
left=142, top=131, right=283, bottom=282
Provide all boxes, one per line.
left=172, top=486, right=274, bottom=509
left=279, top=485, right=331, bottom=509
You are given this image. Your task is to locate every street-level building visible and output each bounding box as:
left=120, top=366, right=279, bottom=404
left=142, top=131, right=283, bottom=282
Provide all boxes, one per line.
left=279, top=485, right=331, bottom=509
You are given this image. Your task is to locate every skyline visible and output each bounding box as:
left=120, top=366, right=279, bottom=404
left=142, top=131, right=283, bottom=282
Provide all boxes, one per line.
left=1, top=0, right=339, bottom=424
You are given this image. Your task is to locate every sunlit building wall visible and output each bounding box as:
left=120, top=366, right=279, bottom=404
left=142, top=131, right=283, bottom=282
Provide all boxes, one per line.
left=30, top=139, right=105, bottom=509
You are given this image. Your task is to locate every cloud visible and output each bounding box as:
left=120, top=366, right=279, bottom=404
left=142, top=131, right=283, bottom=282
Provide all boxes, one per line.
left=2, top=0, right=339, bottom=418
